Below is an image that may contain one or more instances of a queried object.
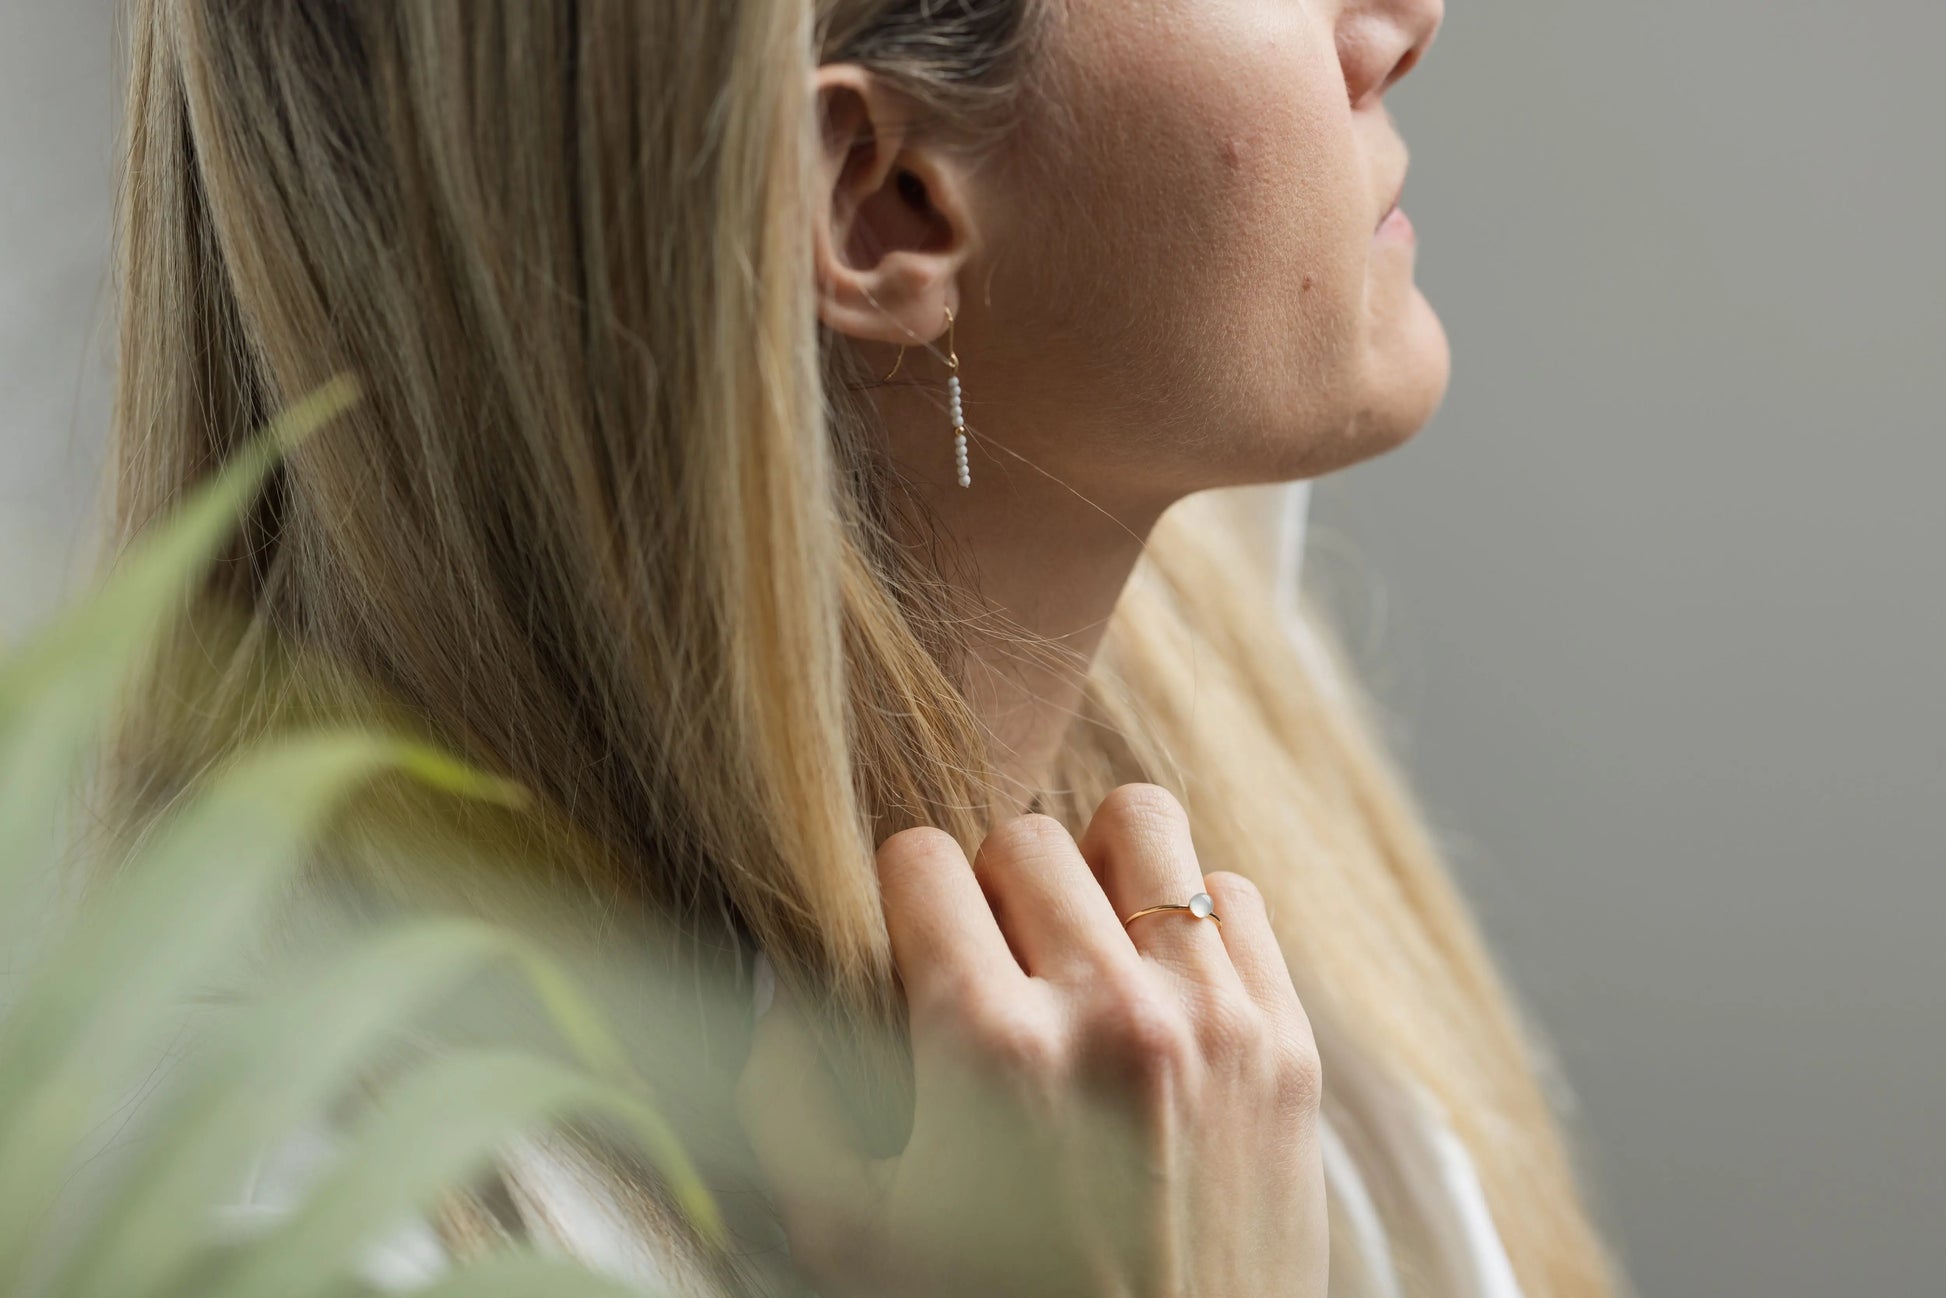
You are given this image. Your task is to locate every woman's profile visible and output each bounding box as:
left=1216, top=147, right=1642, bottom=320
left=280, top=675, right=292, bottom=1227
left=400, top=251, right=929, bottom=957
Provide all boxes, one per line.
left=100, top=1, right=1624, bottom=1295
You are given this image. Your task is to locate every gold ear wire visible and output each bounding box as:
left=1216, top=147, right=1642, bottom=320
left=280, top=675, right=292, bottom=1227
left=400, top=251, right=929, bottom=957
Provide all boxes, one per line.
left=881, top=305, right=957, bottom=382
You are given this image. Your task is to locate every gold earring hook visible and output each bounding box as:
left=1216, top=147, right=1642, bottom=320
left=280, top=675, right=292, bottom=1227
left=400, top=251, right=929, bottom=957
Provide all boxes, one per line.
left=882, top=305, right=956, bottom=382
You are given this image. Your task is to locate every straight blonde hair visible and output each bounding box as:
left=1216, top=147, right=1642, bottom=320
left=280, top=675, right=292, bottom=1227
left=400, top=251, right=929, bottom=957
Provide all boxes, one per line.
left=104, top=1, right=1625, bottom=1294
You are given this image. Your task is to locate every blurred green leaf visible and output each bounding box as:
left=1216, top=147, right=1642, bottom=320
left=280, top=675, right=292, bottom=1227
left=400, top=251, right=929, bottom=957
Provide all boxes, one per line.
left=54, top=918, right=519, bottom=1298
left=0, top=731, right=526, bottom=1284
left=0, top=374, right=362, bottom=905
left=57, top=915, right=720, bottom=1298
left=0, top=376, right=721, bottom=1298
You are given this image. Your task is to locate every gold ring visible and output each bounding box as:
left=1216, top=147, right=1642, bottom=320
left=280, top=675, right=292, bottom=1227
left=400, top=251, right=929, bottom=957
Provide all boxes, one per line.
left=1121, top=890, right=1221, bottom=928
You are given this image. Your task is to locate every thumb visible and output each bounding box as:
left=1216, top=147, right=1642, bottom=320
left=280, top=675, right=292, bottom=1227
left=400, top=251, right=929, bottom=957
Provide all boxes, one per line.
left=734, top=959, right=883, bottom=1259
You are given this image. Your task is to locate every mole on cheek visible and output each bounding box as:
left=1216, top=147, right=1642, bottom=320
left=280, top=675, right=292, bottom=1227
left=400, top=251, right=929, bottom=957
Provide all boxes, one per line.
left=1302, top=273, right=1315, bottom=293
left=1220, top=136, right=1243, bottom=170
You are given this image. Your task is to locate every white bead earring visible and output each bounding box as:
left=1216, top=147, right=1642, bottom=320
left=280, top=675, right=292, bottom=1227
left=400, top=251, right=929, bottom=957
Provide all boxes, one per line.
left=884, top=305, right=971, bottom=488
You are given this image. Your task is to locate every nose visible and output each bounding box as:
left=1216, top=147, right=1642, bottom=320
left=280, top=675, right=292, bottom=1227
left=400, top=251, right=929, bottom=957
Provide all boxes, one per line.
left=1339, top=0, right=1445, bottom=107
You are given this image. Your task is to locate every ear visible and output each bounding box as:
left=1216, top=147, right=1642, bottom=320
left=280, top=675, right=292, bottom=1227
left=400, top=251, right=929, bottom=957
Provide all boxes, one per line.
left=810, top=64, right=979, bottom=350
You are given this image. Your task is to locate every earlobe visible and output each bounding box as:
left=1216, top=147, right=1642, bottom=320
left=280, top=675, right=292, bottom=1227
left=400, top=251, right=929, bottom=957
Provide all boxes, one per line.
left=809, top=65, right=974, bottom=349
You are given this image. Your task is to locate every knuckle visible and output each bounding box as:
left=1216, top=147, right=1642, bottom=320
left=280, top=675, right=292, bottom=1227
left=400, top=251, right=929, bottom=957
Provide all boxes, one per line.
left=1093, top=988, right=1195, bottom=1086
left=1191, top=988, right=1265, bottom=1066
left=876, top=824, right=964, bottom=880
left=962, top=997, right=1062, bottom=1075
left=913, top=966, right=987, bottom=1020
left=977, top=812, right=1076, bottom=868
left=988, top=1019, right=1063, bottom=1077
left=1270, top=1025, right=1325, bottom=1114
left=1202, top=870, right=1263, bottom=911
left=1097, top=782, right=1190, bottom=835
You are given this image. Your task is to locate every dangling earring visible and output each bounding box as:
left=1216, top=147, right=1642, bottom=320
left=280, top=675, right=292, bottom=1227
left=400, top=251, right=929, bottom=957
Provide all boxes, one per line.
left=883, top=305, right=971, bottom=488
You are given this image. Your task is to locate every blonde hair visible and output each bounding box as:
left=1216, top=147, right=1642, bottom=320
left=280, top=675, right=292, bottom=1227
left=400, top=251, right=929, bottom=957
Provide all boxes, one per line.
left=104, top=1, right=1623, bottom=1294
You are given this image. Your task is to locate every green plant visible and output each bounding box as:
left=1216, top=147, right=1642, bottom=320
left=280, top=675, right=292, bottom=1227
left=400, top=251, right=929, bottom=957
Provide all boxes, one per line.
left=0, top=378, right=716, bottom=1298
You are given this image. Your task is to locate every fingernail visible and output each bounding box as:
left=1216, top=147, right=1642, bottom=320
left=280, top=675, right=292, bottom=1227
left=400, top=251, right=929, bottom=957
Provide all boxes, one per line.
left=752, top=948, right=776, bottom=1019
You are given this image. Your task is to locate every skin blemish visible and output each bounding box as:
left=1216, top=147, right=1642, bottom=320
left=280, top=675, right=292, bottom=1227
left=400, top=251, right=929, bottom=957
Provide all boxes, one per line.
left=1302, top=273, right=1315, bottom=293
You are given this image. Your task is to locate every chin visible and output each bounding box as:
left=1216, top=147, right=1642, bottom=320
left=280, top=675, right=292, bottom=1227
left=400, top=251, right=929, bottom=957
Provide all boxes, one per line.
left=1172, top=294, right=1451, bottom=493
left=1318, top=291, right=1452, bottom=475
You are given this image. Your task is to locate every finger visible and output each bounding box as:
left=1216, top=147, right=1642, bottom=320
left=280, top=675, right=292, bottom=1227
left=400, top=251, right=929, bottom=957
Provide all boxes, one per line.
left=877, top=825, right=1027, bottom=1013
left=1076, top=784, right=1234, bottom=982
left=1200, top=871, right=1305, bottom=1022
left=733, top=977, right=880, bottom=1260
left=970, top=814, right=1142, bottom=981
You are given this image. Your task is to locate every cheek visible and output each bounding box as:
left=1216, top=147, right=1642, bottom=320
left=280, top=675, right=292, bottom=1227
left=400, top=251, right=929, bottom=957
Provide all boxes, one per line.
left=1013, top=6, right=1372, bottom=447
left=1206, top=98, right=1373, bottom=425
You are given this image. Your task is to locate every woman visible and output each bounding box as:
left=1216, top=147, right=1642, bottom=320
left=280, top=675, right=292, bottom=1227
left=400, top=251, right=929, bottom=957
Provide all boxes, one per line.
left=106, top=0, right=1624, bottom=1295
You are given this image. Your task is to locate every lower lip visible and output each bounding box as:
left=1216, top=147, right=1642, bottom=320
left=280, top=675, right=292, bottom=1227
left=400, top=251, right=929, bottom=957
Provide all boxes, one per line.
left=1375, top=205, right=1414, bottom=243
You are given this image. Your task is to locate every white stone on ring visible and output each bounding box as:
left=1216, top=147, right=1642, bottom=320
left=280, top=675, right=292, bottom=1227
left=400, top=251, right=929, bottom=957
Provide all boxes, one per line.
left=1188, top=891, right=1215, bottom=919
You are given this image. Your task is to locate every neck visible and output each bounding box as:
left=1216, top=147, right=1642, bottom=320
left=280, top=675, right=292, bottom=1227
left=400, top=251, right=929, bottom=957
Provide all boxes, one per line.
left=864, top=331, right=1196, bottom=818
left=901, top=467, right=1171, bottom=816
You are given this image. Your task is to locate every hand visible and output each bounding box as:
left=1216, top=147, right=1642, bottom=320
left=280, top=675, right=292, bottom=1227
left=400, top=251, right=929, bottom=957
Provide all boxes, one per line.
left=734, top=783, right=1327, bottom=1298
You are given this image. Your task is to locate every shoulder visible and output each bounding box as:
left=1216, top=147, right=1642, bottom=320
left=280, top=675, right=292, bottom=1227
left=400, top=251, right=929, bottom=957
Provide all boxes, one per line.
left=1319, top=1079, right=1528, bottom=1298
left=1418, top=1111, right=1527, bottom=1298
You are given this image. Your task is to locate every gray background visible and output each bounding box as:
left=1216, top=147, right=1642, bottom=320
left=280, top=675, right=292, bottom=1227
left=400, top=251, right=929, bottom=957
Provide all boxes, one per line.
left=1, top=3, right=117, bottom=627
left=4, top=4, right=1942, bottom=1295
left=1304, top=3, right=1946, bottom=1294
